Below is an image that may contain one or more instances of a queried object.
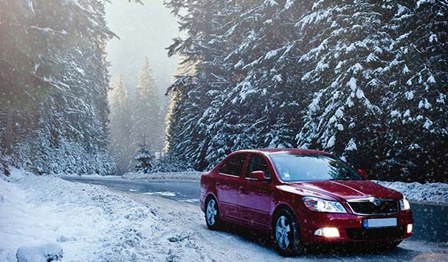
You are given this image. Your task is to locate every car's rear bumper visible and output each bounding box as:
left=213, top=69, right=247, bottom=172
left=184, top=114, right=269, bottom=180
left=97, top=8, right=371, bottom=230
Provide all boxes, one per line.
left=299, top=210, right=413, bottom=245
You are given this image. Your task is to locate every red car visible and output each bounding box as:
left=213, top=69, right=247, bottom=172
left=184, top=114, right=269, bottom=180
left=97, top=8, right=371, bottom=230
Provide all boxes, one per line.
left=200, top=149, right=413, bottom=256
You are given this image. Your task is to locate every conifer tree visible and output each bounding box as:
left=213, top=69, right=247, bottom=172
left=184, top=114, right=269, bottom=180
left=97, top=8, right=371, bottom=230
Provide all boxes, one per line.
left=296, top=1, right=395, bottom=171
left=134, top=142, right=154, bottom=174
left=377, top=0, right=448, bottom=181
left=109, top=75, right=133, bottom=172
left=0, top=0, right=116, bottom=175
left=132, top=56, right=164, bottom=152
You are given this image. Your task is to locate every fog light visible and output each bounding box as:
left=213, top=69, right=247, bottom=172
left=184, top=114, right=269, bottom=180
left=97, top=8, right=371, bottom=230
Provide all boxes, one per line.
left=314, top=227, right=340, bottom=238
left=407, top=224, right=413, bottom=234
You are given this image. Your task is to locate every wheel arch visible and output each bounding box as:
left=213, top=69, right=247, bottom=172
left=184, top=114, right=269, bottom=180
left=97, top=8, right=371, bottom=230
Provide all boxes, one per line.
left=205, top=193, right=219, bottom=209
left=272, top=203, right=298, bottom=228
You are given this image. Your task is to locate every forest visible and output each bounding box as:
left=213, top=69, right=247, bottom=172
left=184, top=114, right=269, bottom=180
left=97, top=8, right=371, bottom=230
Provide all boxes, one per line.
left=165, top=0, right=447, bottom=182
left=0, top=0, right=447, bottom=182
left=0, top=0, right=115, bottom=175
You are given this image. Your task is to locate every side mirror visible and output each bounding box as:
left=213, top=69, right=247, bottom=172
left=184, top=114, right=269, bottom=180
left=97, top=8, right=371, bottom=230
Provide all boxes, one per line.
left=358, top=169, right=368, bottom=179
left=249, top=171, right=269, bottom=181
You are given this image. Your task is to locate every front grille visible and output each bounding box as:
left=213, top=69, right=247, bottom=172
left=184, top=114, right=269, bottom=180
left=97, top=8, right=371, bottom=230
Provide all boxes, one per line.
left=348, top=199, right=399, bottom=215
left=346, top=227, right=404, bottom=240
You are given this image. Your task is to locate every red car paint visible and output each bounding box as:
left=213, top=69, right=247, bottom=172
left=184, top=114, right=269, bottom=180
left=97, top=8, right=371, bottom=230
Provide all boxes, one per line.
left=200, top=149, right=413, bottom=252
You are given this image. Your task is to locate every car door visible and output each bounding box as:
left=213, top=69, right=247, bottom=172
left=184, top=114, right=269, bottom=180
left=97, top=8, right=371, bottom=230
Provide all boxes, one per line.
left=216, top=152, right=248, bottom=221
left=238, top=153, right=273, bottom=228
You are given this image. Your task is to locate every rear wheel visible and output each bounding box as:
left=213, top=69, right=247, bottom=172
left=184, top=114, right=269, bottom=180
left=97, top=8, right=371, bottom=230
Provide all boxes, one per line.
left=205, top=197, right=221, bottom=230
left=273, top=209, right=305, bottom=256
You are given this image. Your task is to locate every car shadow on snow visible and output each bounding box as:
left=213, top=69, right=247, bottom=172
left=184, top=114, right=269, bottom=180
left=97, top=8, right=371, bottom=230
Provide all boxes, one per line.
left=211, top=224, right=418, bottom=260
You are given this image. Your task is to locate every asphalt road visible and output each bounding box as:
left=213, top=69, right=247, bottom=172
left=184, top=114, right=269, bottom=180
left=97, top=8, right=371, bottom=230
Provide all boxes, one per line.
left=63, top=176, right=448, bottom=243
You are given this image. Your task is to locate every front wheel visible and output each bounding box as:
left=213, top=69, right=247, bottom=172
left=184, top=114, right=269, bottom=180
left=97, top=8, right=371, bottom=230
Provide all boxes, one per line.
left=273, top=209, right=305, bottom=256
left=205, top=197, right=221, bottom=230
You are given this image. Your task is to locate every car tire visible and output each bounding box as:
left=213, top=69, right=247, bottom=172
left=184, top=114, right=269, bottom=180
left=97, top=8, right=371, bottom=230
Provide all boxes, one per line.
left=273, top=209, right=305, bottom=257
left=205, top=197, right=221, bottom=230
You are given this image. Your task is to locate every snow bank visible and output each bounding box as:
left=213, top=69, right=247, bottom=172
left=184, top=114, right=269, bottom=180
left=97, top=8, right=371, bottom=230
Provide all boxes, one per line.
left=122, top=171, right=202, bottom=181
left=375, top=181, right=448, bottom=204
left=16, top=242, right=63, bottom=262
left=0, top=167, right=161, bottom=261
left=61, top=173, right=105, bottom=178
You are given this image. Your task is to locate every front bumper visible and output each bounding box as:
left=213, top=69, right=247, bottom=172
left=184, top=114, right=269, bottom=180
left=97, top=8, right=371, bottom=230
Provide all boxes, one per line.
left=299, top=210, right=413, bottom=245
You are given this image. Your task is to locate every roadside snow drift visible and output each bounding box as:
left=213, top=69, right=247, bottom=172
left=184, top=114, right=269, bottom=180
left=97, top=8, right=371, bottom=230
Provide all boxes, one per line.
left=16, top=242, right=63, bottom=262
left=0, top=168, right=161, bottom=261
left=375, top=181, right=448, bottom=204
left=123, top=171, right=201, bottom=181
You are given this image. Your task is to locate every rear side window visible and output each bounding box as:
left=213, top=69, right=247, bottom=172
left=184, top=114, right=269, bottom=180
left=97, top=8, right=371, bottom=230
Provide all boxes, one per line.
left=247, top=154, right=271, bottom=178
left=219, top=153, right=247, bottom=177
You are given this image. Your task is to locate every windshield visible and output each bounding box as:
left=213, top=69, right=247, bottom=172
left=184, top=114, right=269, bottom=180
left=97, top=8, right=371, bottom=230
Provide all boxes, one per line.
left=270, top=153, right=363, bottom=182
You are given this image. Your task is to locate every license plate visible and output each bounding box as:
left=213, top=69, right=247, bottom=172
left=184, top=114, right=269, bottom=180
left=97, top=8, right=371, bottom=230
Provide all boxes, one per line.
left=363, top=218, right=397, bottom=228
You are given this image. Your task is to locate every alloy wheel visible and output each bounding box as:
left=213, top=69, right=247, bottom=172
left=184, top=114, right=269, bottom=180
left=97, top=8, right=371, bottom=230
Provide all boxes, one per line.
left=275, top=215, right=291, bottom=250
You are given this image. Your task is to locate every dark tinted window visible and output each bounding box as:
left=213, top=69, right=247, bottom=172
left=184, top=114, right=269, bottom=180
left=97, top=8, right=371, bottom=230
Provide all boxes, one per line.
left=247, top=154, right=271, bottom=178
left=270, top=153, right=363, bottom=181
left=219, top=153, right=247, bottom=177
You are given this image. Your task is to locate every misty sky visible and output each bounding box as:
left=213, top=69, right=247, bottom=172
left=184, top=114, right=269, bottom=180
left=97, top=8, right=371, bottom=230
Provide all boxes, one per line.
left=105, top=0, right=179, bottom=99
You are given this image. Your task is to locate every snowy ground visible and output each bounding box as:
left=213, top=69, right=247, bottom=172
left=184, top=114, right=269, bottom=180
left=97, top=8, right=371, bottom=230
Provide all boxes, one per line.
left=1, top=169, right=448, bottom=261
left=1, top=168, right=163, bottom=261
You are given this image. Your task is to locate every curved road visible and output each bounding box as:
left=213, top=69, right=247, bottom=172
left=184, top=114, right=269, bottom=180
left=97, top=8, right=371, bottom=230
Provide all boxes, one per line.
left=63, top=176, right=448, bottom=243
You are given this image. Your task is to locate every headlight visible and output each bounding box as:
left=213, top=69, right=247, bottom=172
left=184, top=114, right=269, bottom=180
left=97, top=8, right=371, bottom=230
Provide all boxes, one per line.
left=302, top=197, right=347, bottom=213
left=399, top=197, right=411, bottom=210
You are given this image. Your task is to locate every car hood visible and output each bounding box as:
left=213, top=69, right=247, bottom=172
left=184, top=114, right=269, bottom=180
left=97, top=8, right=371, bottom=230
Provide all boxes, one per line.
left=283, top=180, right=403, bottom=201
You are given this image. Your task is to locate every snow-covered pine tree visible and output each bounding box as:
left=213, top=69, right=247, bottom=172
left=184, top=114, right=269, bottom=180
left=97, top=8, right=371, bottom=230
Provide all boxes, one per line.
left=0, top=0, right=59, bottom=155
left=109, top=75, right=133, bottom=172
left=378, top=0, right=448, bottom=182
left=0, top=0, right=116, bottom=175
left=132, top=56, right=165, bottom=153
left=164, top=1, right=316, bottom=169
left=165, top=0, right=246, bottom=169
left=165, top=0, right=346, bottom=169
left=166, top=1, right=308, bottom=169
left=295, top=0, right=397, bottom=173
left=134, top=142, right=154, bottom=174
left=201, top=1, right=296, bottom=164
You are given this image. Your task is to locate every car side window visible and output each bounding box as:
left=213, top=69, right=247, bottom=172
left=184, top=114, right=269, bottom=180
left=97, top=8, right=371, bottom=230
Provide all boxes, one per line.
left=247, top=154, right=271, bottom=179
left=219, top=153, right=247, bottom=177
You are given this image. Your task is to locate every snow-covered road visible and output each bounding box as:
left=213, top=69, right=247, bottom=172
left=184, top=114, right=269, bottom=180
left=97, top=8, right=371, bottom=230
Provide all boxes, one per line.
left=1, top=169, right=448, bottom=261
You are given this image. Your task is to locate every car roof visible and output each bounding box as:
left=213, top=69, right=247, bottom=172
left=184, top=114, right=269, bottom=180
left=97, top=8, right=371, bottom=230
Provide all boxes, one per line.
left=236, top=148, right=330, bottom=155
